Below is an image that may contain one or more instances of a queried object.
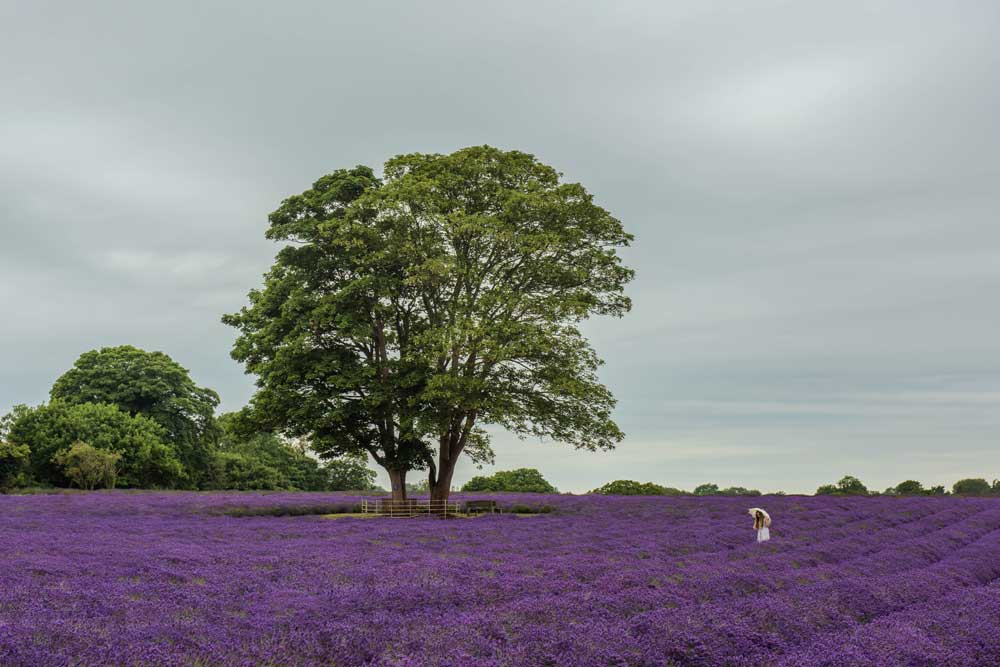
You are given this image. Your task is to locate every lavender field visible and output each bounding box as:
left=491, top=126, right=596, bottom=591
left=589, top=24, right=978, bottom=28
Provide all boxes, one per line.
left=2, top=492, right=1000, bottom=666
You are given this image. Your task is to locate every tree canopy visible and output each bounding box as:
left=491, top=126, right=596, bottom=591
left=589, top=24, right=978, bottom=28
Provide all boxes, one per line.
left=50, top=345, right=220, bottom=485
left=225, top=146, right=634, bottom=500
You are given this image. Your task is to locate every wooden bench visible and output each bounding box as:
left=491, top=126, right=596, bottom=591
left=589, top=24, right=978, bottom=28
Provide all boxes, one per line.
left=464, top=499, right=501, bottom=515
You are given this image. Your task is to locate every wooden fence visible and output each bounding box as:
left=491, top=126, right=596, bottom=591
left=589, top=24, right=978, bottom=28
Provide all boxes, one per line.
left=360, top=498, right=461, bottom=518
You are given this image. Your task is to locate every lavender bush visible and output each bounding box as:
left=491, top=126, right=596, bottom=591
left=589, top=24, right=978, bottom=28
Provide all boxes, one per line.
left=2, top=492, right=999, bottom=666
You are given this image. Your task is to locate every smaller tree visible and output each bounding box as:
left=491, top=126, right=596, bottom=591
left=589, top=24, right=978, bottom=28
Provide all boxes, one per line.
left=591, top=480, right=683, bottom=496
left=894, top=480, right=925, bottom=495
left=461, top=468, right=557, bottom=494
left=0, top=441, right=30, bottom=491
left=693, top=483, right=720, bottom=496
left=54, top=442, right=120, bottom=490
left=817, top=475, right=869, bottom=496
left=952, top=478, right=991, bottom=496
left=836, top=476, right=869, bottom=495
left=927, top=485, right=947, bottom=495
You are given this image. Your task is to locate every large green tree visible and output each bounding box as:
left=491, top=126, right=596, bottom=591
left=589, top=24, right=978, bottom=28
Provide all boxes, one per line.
left=50, top=345, right=220, bottom=485
left=224, top=146, right=634, bottom=501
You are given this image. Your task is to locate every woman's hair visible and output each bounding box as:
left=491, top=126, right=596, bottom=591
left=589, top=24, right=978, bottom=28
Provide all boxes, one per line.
left=754, top=510, right=764, bottom=528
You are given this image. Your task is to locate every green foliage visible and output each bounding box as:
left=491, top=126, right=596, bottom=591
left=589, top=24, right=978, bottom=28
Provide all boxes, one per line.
left=0, top=440, right=30, bottom=490
left=461, top=468, right=558, bottom=494
left=894, top=480, right=925, bottom=495
left=693, top=483, right=720, bottom=496
left=224, top=146, right=634, bottom=499
left=952, top=478, right=991, bottom=496
left=817, top=475, right=869, bottom=496
left=590, top=480, right=682, bottom=496
left=50, top=346, right=220, bottom=486
left=928, top=485, right=947, bottom=495
left=53, top=441, right=121, bottom=490
left=4, top=401, right=184, bottom=488
left=326, top=455, right=379, bottom=491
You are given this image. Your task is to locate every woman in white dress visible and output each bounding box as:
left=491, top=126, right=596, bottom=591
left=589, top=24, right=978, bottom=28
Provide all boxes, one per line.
left=749, top=508, right=771, bottom=542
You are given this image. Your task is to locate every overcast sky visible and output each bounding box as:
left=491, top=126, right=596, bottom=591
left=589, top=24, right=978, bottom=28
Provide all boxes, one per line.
left=2, top=1, right=998, bottom=493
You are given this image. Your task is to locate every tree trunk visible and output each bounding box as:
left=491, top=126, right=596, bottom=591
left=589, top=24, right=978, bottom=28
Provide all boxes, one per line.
left=430, top=459, right=457, bottom=502
left=387, top=469, right=407, bottom=501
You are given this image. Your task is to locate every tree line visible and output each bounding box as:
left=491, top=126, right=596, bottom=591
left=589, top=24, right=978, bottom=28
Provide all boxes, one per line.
left=0, top=346, right=378, bottom=493
left=816, top=474, right=1000, bottom=496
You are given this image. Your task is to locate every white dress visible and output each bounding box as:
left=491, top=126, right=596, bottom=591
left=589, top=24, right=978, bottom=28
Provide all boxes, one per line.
left=757, top=526, right=770, bottom=542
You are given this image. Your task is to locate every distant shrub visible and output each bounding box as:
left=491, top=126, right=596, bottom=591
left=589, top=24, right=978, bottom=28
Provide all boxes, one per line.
left=816, top=475, right=869, bottom=496
left=691, top=483, right=762, bottom=496
left=53, top=442, right=121, bottom=490
left=591, top=480, right=683, bottom=496
left=461, top=468, right=557, bottom=494
left=952, top=478, right=991, bottom=496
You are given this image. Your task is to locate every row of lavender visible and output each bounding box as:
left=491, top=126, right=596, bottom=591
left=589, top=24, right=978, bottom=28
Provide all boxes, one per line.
left=2, top=492, right=999, bottom=666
